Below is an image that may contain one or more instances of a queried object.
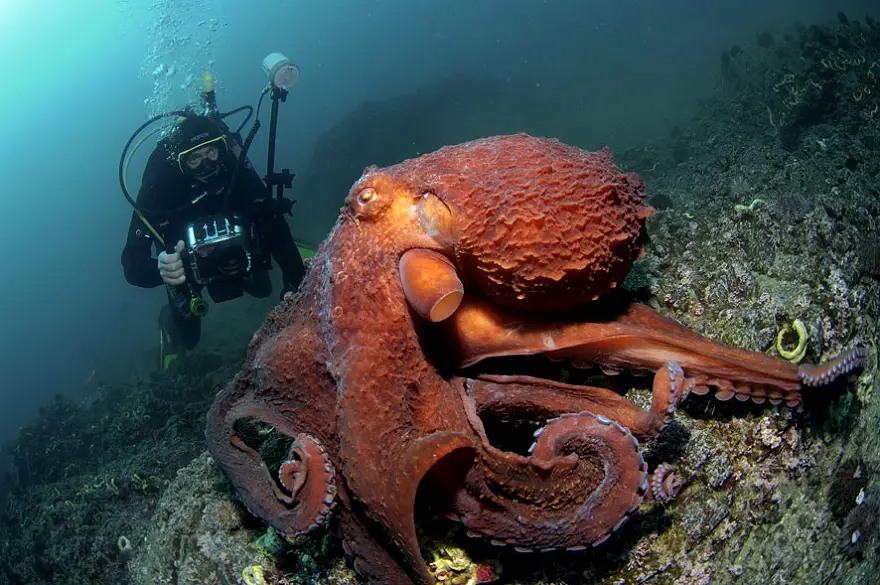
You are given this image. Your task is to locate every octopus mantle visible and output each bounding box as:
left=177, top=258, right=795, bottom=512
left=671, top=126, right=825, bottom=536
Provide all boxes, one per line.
left=206, top=134, right=864, bottom=585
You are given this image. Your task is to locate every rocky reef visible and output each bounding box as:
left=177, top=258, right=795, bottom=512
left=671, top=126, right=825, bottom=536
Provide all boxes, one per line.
left=0, top=354, right=243, bottom=584
left=611, top=13, right=880, bottom=584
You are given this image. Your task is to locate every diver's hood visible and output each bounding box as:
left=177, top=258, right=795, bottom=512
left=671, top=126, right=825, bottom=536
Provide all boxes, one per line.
left=167, top=116, right=228, bottom=172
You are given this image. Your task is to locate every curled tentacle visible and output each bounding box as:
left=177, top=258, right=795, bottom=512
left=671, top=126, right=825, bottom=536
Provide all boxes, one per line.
left=206, top=390, right=326, bottom=538
left=207, top=385, right=338, bottom=539
left=452, top=410, right=647, bottom=552
left=530, top=411, right=649, bottom=547
left=277, top=434, right=337, bottom=533
left=798, top=347, right=868, bottom=387
left=645, top=462, right=682, bottom=504
left=649, top=361, right=692, bottom=431
left=205, top=305, right=340, bottom=541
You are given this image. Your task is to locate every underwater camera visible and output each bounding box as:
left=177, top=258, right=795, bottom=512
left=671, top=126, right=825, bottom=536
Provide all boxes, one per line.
left=183, top=213, right=253, bottom=286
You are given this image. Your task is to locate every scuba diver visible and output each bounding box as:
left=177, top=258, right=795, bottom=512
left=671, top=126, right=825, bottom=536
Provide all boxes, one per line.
left=120, top=58, right=307, bottom=370
left=121, top=114, right=305, bottom=368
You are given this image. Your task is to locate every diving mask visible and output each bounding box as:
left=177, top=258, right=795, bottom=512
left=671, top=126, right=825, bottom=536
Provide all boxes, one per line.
left=177, top=135, right=229, bottom=180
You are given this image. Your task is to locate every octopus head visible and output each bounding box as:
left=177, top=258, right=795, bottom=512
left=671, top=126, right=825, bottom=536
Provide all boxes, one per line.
left=341, top=134, right=653, bottom=321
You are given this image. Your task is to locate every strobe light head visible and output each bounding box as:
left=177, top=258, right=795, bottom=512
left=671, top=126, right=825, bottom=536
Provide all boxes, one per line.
left=262, top=52, right=299, bottom=90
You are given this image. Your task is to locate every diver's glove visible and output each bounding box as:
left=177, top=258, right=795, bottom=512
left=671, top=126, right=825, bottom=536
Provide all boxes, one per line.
left=158, top=240, right=187, bottom=286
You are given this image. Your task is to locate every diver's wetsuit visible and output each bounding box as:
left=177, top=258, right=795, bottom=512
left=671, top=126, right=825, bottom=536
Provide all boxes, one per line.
left=120, top=135, right=305, bottom=351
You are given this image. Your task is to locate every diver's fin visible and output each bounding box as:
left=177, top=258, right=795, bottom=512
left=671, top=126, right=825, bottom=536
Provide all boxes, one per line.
left=158, top=320, right=180, bottom=371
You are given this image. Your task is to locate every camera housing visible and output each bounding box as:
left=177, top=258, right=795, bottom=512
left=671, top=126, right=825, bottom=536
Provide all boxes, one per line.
left=183, top=213, right=252, bottom=286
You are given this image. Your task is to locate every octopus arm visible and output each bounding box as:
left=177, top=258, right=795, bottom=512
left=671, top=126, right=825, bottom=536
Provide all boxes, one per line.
left=434, top=365, right=688, bottom=551
left=463, top=362, right=689, bottom=441
left=206, top=383, right=337, bottom=537
left=438, top=297, right=862, bottom=407
left=339, top=415, right=477, bottom=585
left=333, top=487, right=422, bottom=585
left=448, top=398, right=649, bottom=551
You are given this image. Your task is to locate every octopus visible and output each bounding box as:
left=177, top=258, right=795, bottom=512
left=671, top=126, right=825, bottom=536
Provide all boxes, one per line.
left=206, top=133, right=865, bottom=585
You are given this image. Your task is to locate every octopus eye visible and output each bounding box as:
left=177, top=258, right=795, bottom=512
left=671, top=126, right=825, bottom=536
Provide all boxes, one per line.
left=357, top=187, right=377, bottom=205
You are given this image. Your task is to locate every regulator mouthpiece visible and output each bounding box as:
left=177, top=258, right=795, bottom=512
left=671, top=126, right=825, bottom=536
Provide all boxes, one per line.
left=262, top=52, right=299, bottom=90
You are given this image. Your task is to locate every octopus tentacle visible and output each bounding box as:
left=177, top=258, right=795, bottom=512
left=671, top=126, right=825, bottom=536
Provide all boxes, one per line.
left=277, top=434, right=338, bottom=533
left=645, top=462, right=682, bottom=504
left=466, top=375, right=666, bottom=441
left=649, top=361, right=692, bottom=431
left=206, top=387, right=336, bottom=538
left=452, top=410, right=647, bottom=552
left=462, top=362, right=689, bottom=448
left=206, top=304, right=340, bottom=540
left=683, top=346, right=867, bottom=408
left=442, top=297, right=803, bottom=394
left=798, top=346, right=868, bottom=387
left=685, top=372, right=798, bottom=406
left=441, top=297, right=867, bottom=411
left=334, top=488, right=419, bottom=585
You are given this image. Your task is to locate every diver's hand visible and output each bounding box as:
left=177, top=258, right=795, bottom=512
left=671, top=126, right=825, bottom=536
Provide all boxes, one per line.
left=158, top=240, right=186, bottom=286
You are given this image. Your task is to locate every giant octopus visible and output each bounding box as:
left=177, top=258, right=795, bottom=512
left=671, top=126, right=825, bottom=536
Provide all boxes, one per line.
left=206, top=133, right=865, bottom=585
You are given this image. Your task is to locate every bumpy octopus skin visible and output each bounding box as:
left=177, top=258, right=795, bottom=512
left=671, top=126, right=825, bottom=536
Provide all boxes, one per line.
left=206, top=133, right=864, bottom=585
